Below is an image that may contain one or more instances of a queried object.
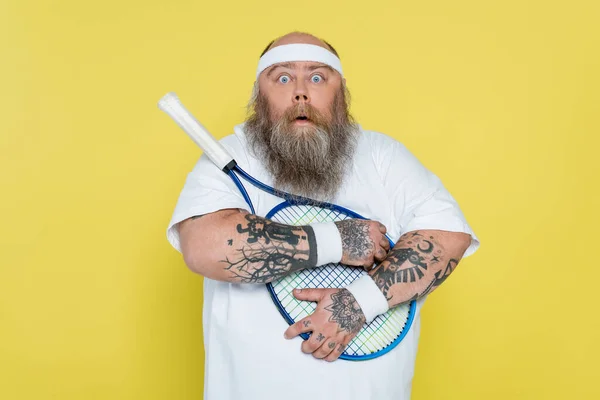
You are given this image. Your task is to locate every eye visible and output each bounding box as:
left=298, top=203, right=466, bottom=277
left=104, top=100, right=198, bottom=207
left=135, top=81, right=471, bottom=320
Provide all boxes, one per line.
left=311, top=74, right=323, bottom=83
left=278, top=75, right=290, bottom=84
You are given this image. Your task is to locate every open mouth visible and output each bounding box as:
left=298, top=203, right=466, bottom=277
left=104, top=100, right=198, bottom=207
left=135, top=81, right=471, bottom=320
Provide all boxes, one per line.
left=296, top=115, right=309, bottom=121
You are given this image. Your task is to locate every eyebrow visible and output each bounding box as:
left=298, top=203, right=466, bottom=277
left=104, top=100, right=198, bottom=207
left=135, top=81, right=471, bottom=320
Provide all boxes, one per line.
left=266, top=62, right=335, bottom=77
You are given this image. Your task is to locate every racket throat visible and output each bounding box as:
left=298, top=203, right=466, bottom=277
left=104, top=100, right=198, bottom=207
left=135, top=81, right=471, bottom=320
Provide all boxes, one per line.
left=222, top=160, right=237, bottom=173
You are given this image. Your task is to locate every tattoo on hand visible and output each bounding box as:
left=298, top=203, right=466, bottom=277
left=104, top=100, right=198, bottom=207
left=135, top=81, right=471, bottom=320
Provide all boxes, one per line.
left=316, top=333, right=325, bottom=342
left=328, top=342, right=336, bottom=349
left=337, top=344, right=344, bottom=353
left=335, top=220, right=374, bottom=262
left=303, top=320, right=311, bottom=328
left=325, top=289, right=365, bottom=335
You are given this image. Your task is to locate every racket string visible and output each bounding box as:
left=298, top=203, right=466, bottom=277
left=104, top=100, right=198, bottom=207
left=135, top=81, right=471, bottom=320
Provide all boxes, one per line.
left=269, top=204, right=411, bottom=358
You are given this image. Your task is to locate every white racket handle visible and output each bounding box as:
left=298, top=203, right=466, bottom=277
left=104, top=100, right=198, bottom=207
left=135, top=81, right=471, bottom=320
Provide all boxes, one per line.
left=158, top=92, right=235, bottom=171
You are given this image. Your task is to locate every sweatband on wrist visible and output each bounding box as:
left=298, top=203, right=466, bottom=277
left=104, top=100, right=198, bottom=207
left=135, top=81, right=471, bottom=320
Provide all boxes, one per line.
left=345, top=275, right=390, bottom=323
left=309, top=222, right=343, bottom=266
left=256, top=44, right=344, bottom=78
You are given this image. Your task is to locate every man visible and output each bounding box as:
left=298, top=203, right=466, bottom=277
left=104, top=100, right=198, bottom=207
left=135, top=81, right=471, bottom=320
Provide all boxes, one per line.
left=166, top=32, right=479, bottom=400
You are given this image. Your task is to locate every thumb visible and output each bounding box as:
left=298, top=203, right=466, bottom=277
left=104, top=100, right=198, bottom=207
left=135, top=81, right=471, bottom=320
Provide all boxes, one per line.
left=293, top=288, right=324, bottom=302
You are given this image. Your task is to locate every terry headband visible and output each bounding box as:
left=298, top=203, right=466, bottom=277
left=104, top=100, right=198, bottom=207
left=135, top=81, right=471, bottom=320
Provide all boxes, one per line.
left=256, top=43, right=344, bottom=78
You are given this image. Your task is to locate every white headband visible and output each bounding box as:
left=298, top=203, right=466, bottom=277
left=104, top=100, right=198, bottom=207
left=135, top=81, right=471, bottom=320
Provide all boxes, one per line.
left=256, top=43, right=344, bottom=78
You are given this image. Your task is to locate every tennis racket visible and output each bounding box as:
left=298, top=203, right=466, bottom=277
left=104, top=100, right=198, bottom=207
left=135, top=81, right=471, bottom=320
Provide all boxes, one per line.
left=158, top=92, right=416, bottom=360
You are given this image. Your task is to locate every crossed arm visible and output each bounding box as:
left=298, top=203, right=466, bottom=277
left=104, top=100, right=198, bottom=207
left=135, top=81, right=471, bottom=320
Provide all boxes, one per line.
left=284, top=228, right=471, bottom=361
left=178, top=208, right=388, bottom=283
left=178, top=209, right=471, bottom=361
left=371, top=229, right=471, bottom=308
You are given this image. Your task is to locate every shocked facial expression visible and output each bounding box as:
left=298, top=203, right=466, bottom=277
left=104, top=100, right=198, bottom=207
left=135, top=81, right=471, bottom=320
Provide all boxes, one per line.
left=258, top=61, right=344, bottom=128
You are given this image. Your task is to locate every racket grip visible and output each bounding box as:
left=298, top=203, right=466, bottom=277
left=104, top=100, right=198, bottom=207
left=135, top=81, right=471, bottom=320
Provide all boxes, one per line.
left=158, top=92, right=235, bottom=171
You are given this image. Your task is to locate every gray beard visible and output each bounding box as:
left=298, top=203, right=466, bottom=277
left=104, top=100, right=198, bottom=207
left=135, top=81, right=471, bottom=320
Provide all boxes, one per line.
left=244, top=88, right=359, bottom=202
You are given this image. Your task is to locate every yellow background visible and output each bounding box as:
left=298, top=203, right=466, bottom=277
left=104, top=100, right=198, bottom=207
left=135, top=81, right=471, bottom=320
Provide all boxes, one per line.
left=1, top=0, right=598, bottom=398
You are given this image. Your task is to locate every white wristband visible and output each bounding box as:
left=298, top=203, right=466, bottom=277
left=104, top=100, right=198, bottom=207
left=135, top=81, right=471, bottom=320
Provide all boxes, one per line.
left=345, top=275, right=390, bottom=323
left=309, top=222, right=343, bottom=266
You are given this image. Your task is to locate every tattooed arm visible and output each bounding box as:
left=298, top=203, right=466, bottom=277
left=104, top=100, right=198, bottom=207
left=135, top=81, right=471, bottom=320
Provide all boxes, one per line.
left=178, top=209, right=388, bottom=284
left=178, top=209, right=316, bottom=283
left=370, top=230, right=472, bottom=307
left=283, top=229, right=471, bottom=362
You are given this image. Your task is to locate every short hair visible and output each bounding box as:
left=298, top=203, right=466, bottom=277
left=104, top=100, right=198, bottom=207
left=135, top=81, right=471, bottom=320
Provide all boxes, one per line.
left=259, top=34, right=340, bottom=59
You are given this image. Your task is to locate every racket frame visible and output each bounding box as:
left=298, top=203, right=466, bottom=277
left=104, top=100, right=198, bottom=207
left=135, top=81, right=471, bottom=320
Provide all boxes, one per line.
left=229, top=165, right=417, bottom=361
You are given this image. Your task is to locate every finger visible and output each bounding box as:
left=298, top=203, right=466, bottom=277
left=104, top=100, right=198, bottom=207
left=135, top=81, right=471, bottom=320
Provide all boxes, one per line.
left=293, top=288, right=325, bottom=302
left=284, top=317, right=313, bottom=339
left=378, top=223, right=387, bottom=234
left=324, top=343, right=346, bottom=362
left=312, top=339, right=338, bottom=359
left=301, top=332, right=327, bottom=354
left=363, top=260, right=375, bottom=272
left=374, top=248, right=388, bottom=263
left=380, top=238, right=391, bottom=251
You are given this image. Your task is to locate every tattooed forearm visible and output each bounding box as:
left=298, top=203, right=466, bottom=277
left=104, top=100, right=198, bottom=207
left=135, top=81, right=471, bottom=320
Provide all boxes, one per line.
left=220, top=214, right=318, bottom=284
left=237, top=214, right=304, bottom=245
left=419, top=258, right=459, bottom=297
left=334, top=220, right=374, bottom=262
left=370, top=230, right=470, bottom=307
left=325, top=289, right=366, bottom=335
left=222, top=247, right=312, bottom=283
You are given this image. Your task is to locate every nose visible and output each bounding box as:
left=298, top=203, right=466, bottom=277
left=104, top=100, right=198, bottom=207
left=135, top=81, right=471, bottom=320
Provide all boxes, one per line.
left=294, top=94, right=309, bottom=103
left=292, top=81, right=310, bottom=104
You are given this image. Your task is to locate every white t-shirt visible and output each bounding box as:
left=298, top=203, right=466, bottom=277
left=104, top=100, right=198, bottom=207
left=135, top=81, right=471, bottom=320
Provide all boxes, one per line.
left=166, top=124, right=480, bottom=400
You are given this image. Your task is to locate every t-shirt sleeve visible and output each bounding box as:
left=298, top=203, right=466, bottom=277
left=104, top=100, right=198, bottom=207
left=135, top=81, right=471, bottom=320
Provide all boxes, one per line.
left=166, top=154, right=251, bottom=253
left=375, top=134, right=480, bottom=258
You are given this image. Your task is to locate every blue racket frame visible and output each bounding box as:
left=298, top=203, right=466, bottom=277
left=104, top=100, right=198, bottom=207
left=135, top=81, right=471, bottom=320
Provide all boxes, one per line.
left=225, top=165, right=417, bottom=361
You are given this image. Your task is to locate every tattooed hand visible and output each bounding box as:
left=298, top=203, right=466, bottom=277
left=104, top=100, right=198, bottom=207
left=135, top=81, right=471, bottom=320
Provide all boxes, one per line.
left=284, top=288, right=366, bottom=362
left=335, top=219, right=390, bottom=270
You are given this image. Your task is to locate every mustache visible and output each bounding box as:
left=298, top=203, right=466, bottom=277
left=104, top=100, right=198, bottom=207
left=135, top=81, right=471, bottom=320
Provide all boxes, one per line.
left=282, top=103, right=328, bottom=126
